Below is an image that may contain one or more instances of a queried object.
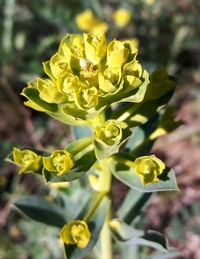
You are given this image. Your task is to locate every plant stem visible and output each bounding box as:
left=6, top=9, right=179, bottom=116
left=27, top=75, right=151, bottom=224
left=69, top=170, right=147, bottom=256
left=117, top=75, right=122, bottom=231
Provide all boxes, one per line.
left=99, top=160, right=113, bottom=259
left=100, top=205, right=112, bottom=259
left=83, top=192, right=106, bottom=222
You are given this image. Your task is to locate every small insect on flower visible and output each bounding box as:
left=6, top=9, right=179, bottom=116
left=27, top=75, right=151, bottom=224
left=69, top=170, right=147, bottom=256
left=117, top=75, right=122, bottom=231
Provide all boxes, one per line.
left=59, top=220, right=91, bottom=248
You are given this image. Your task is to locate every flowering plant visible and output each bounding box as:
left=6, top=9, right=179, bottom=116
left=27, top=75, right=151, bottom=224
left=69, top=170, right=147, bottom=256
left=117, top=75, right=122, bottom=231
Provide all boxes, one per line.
left=7, top=32, right=182, bottom=258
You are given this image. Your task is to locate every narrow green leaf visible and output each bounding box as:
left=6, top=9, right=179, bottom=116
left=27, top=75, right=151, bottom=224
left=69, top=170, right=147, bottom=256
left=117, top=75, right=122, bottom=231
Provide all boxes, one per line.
left=117, top=189, right=152, bottom=224
left=110, top=218, right=168, bottom=252
left=14, top=195, right=67, bottom=228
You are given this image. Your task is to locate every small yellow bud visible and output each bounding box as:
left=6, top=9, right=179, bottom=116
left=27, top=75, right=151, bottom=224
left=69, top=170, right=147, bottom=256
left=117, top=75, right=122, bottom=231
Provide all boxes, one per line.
left=74, top=85, right=98, bottom=110
left=134, top=155, right=166, bottom=186
left=37, top=78, right=67, bottom=104
left=13, top=148, right=42, bottom=174
left=95, top=120, right=124, bottom=146
left=43, top=150, right=74, bottom=176
left=84, top=33, right=107, bottom=65
left=107, top=40, right=129, bottom=68
left=59, top=220, right=91, bottom=248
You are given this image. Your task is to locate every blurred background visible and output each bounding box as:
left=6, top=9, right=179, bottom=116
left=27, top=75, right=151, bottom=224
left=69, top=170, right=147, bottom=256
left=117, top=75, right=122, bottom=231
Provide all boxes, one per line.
left=0, top=0, right=200, bottom=258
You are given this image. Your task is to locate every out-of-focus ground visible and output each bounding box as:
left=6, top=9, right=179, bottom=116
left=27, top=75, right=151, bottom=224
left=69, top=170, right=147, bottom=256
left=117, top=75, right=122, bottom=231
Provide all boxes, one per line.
left=0, top=0, right=200, bottom=258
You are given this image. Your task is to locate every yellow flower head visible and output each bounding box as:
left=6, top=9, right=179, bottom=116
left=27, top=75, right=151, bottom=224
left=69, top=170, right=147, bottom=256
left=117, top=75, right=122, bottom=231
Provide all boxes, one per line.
left=113, top=8, right=132, bottom=28
left=43, top=150, right=74, bottom=175
left=59, top=220, right=91, bottom=248
left=134, top=155, right=166, bottom=185
left=75, top=9, right=108, bottom=34
left=22, top=32, right=148, bottom=121
left=95, top=120, right=123, bottom=146
left=13, top=148, right=42, bottom=174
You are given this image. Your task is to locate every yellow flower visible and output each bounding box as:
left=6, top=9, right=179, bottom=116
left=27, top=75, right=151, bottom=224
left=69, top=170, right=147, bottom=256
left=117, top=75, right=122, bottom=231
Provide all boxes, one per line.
left=95, top=120, right=124, bottom=146
left=37, top=78, right=67, bottom=104
left=59, top=220, right=91, bottom=248
left=134, top=155, right=166, bottom=186
left=75, top=9, right=108, bottom=34
left=107, top=40, right=129, bottom=68
left=43, top=150, right=74, bottom=176
left=84, top=33, right=107, bottom=65
left=13, top=148, right=42, bottom=174
left=99, top=67, right=122, bottom=93
left=74, top=84, right=99, bottom=110
left=113, top=8, right=132, bottom=28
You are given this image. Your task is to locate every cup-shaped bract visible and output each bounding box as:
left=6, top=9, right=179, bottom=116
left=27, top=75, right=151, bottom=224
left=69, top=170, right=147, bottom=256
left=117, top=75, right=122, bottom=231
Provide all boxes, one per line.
left=13, top=148, right=42, bottom=174
left=59, top=220, right=91, bottom=249
left=43, top=150, right=74, bottom=176
left=134, top=155, right=166, bottom=186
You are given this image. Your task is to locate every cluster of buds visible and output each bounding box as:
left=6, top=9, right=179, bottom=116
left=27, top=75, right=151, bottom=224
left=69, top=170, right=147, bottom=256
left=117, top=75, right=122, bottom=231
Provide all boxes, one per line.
left=13, top=148, right=74, bottom=176
left=22, top=33, right=149, bottom=123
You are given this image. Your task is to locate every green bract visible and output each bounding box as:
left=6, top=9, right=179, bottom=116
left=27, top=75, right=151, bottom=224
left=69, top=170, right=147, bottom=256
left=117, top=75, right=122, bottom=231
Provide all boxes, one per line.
left=21, top=33, right=150, bottom=124
left=134, top=155, right=166, bottom=186
left=43, top=150, right=74, bottom=175
left=13, top=148, right=42, bottom=174
left=59, top=220, right=91, bottom=249
left=93, top=120, right=132, bottom=160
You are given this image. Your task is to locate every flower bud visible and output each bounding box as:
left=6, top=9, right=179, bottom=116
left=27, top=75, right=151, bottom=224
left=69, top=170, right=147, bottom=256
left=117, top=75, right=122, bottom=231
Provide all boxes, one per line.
left=99, top=67, right=121, bottom=93
left=37, top=78, right=67, bottom=104
left=134, top=155, right=166, bottom=185
left=43, top=53, right=72, bottom=80
left=74, top=85, right=98, bottom=110
left=43, top=150, right=74, bottom=176
left=107, top=40, right=129, bottom=68
left=95, top=120, right=123, bottom=146
left=84, top=33, right=107, bottom=65
left=57, top=73, right=79, bottom=101
left=59, top=220, right=91, bottom=249
left=13, top=148, right=42, bottom=174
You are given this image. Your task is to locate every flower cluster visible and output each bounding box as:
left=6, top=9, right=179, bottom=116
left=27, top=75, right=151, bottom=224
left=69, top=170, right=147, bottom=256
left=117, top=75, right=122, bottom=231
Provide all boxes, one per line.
left=12, top=149, right=74, bottom=176
left=22, top=33, right=149, bottom=123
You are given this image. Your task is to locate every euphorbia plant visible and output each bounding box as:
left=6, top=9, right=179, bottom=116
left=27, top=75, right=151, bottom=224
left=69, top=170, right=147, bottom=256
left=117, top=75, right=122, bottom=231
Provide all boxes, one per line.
left=7, top=32, right=182, bottom=258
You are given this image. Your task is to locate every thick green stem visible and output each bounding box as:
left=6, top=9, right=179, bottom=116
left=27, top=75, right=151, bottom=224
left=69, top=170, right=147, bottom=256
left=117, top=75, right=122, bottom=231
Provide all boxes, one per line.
left=100, top=205, right=112, bottom=259
left=99, top=160, right=112, bottom=259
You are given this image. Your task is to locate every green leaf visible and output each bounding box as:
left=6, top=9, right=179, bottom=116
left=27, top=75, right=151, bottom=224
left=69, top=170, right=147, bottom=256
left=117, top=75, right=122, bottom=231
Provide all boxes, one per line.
left=110, top=218, right=168, bottom=252
left=150, top=250, right=181, bottom=259
left=111, top=159, right=179, bottom=192
left=117, top=189, right=152, bottom=224
left=66, top=137, right=92, bottom=156
left=14, top=195, right=67, bottom=228
left=64, top=197, right=110, bottom=259
left=21, top=87, right=58, bottom=112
